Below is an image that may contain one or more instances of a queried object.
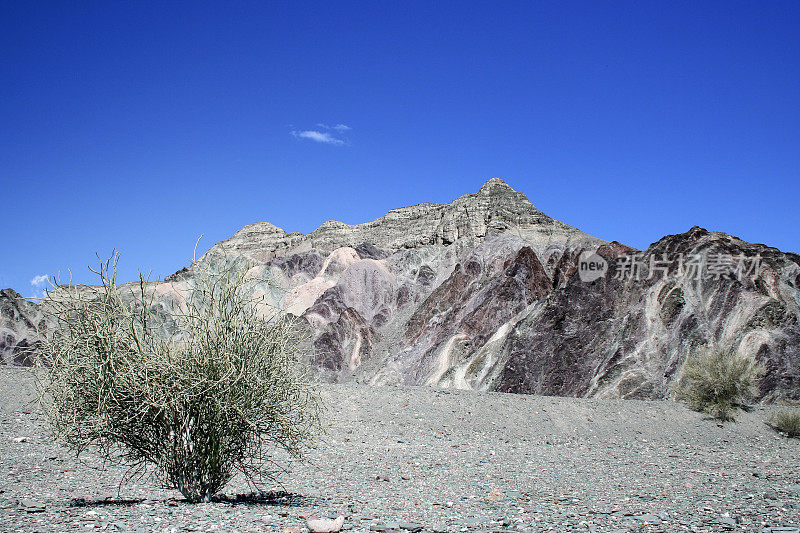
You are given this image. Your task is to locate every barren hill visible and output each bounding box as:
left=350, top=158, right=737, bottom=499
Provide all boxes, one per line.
left=3, top=178, right=799, bottom=401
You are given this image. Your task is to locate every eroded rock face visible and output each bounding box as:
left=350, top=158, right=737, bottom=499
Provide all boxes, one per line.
left=5, top=179, right=800, bottom=402
left=497, top=227, right=800, bottom=401
left=0, top=289, right=43, bottom=366
left=198, top=177, right=600, bottom=267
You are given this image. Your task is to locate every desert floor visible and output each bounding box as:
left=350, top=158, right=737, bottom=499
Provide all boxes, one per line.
left=1, top=366, right=798, bottom=533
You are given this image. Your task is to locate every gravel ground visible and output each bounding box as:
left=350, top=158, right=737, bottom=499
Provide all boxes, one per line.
left=1, top=366, right=798, bottom=533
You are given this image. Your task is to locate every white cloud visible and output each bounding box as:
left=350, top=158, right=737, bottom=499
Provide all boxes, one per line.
left=31, top=274, right=49, bottom=287
left=291, top=123, right=352, bottom=145
left=30, top=274, right=49, bottom=299
left=314, top=123, right=351, bottom=131
left=291, top=129, right=347, bottom=146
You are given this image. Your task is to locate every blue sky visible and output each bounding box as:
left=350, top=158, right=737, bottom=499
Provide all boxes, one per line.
left=2, top=1, right=798, bottom=298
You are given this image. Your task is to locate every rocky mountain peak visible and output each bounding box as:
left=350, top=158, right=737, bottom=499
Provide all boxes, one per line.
left=470, top=177, right=540, bottom=216
left=478, top=177, right=516, bottom=194
left=196, top=178, right=605, bottom=265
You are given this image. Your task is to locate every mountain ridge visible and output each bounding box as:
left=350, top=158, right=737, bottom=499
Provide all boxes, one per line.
left=3, top=178, right=799, bottom=402
left=196, top=178, right=606, bottom=268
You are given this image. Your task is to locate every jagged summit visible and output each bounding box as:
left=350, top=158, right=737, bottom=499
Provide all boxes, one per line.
left=200, top=178, right=604, bottom=264
left=479, top=176, right=515, bottom=194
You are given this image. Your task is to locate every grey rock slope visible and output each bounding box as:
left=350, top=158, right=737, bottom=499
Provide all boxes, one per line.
left=497, top=228, right=800, bottom=401
left=0, top=289, right=43, bottom=366
left=5, top=178, right=800, bottom=401
left=192, top=178, right=799, bottom=401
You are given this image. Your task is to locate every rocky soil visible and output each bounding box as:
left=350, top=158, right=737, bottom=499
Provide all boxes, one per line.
left=2, top=367, right=798, bottom=533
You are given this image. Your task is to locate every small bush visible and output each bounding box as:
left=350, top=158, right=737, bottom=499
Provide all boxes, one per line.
left=769, top=409, right=800, bottom=438
left=36, top=252, right=321, bottom=502
left=674, top=347, right=764, bottom=422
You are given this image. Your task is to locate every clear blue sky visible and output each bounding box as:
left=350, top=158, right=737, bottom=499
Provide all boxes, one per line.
left=2, top=1, right=798, bottom=298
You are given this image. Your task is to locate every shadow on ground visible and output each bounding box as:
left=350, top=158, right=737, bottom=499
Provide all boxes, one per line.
left=68, top=491, right=314, bottom=508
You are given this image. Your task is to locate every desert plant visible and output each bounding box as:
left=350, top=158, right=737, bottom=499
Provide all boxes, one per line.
left=769, top=409, right=800, bottom=438
left=674, top=346, right=764, bottom=422
left=35, top=252, right=321, bottom=502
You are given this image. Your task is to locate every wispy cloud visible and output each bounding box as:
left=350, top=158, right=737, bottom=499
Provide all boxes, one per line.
left=291, top=123, right=352, bottom=146
left=292, top=130, right=346, bottom=145
left=315, top=123, right=351, bottom=131
left=30, top=274, right=49, bottom=298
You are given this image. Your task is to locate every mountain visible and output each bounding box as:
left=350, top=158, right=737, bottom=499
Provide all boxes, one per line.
left=193, top=177, right=602, bottom=265
left=4, top=178, right=800, bottom=401
left=0, top=288, right=43, bottom=365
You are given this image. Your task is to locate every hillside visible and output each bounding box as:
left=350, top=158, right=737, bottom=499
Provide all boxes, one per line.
left=3, top=178, right=799, bottom=401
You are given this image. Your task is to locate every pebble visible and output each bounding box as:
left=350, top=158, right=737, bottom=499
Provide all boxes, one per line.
left=307, top=515, right=345, bottom=533
left=18, top=498, right=45, bottom=512
left=485, top=489, right=504, bottom=502
left=370, top=525, right=399, bottom=532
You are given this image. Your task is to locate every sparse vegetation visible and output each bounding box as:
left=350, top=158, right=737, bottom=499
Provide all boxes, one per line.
left=35, top=252, right=321, bottom=502
left=769, top=409, right=800, bottom=438
left=674, top=347, right=764, bottom=422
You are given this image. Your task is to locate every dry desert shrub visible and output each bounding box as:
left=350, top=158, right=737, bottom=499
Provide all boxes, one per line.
left=35, top=252, right=321, bottom=502
left=674, top=346, right=764, bottom=422
left=769, top=409, right=800, bottom=438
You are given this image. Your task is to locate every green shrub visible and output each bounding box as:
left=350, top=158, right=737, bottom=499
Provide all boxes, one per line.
left=674, top=347, right=764, bottom=422
left=769, top=409, right=800, bottom=438
left=36, top=252, right=321, bottom=502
